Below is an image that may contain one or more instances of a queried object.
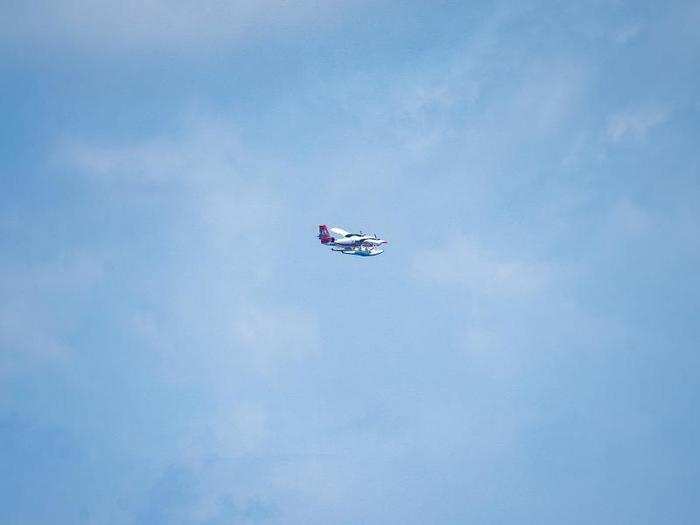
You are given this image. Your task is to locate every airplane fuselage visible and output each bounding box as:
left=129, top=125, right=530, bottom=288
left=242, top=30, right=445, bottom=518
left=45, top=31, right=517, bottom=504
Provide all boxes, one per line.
left=318, top=225, right=388, bottom=256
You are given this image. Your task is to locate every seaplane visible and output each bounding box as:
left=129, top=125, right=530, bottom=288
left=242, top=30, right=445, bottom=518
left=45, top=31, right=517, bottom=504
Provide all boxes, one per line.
left=318, top=225, right=388, bottom=257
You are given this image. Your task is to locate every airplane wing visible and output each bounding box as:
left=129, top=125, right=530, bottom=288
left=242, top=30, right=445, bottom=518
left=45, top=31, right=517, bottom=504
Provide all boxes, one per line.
left=329, top=227, right=350, bottom=237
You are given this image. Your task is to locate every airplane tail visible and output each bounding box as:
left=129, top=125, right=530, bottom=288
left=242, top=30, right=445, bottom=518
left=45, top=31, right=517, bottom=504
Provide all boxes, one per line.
left=318, top=225, right=335, bottom=244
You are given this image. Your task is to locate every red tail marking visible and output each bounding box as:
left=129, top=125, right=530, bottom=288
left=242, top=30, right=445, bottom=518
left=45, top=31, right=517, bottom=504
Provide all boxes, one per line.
left=318, top=224, right=335, bottom=244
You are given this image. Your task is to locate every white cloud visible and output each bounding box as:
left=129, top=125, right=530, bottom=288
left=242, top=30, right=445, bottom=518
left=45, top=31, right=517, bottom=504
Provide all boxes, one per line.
left=608, top=198, right=654, bottom=237
left=57, top=112, right=282, bottom=244
left=606, top=106, right=671, bottom=142
left=57, top=111, right=318, bottom=380
left=410, top=236, right=549, bottom=296
left=117, top=267, right=311, bottom=384
left=52, top=113, right=325, bottom=517
left=0, top=304, right=67, bottom=370
left=0, top=253, right=104, bottom=375
left=57, top=113, right=248, bottom=186
left=463, top=327, right=499, bottom=354
left=233, top=304, right=320, bottom=372
left=614, top=23, right=644, bottom=45
left=179, top=401, right=269, bottom=462
left=509, top=64, right=586, bottom=135
left=3, top=0, right=368, bottom=54
left=271, top=455, right=348, bottom=509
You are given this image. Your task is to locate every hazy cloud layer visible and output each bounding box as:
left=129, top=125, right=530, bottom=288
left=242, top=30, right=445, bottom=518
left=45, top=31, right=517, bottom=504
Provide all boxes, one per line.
left=606, top=107, right=671, bottom=142
left=3, top=0, right=369, bottom=54
left=410, top=236, right=550, bottom=296
left=2, top=1, right=700, bottom=523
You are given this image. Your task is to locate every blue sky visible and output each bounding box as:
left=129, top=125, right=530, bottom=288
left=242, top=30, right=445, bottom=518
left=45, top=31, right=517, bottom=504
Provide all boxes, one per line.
left=2, top=1, right=699, bottom=523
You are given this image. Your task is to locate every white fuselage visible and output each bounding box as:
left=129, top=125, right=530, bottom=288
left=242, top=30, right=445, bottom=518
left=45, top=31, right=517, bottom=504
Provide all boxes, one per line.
left=331, top=234, right=387, bottom=247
